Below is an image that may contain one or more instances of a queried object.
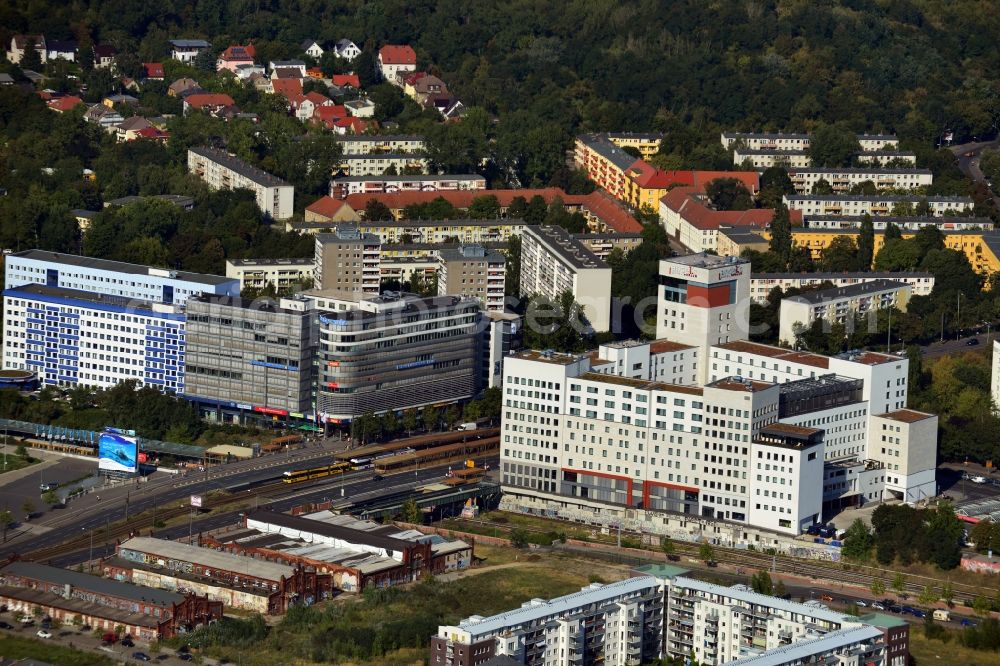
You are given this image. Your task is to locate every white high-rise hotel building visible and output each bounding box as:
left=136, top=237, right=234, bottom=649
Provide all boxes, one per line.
left=500, top=253, right=937, bottom=537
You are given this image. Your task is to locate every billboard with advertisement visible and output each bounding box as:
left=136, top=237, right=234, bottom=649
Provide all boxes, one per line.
left=98, top=430, right=138, bottom=475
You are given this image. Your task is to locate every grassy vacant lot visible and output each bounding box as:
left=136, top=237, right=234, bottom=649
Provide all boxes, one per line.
left=172, top=552, right=609, bottom=666
left=908, top=630, right=997, bottom=666
left=0, top=634, right=115, bottom=665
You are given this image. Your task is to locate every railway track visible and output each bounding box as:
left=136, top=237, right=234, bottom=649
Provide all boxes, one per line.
left=456, top=517, right=997, bottom=606
left=23, top=479, right=293, bottom=562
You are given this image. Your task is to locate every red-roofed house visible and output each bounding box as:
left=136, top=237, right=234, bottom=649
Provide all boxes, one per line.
left=305, top=91, right=333, bottom=107
left=331, top=73, right=360, bottom=88
left=47, top=95, right=83, bottom=113
left=270, top=78, right=303, bottom=100
left=183, top=93, right=236, bottom=116
left=142, top=62, right=165, bottom=80
left=312, top=104, right=348, bottom=129
left=343, top=188, right=641, bottom=233
left=217, top=44, right=256, bottom=72
left=660, top=186, right=778, bottom=253
left=332, top=117, right=371, bottom=135
left=304, top=196, right=362, bottom=223
left=378, top=45, right=417, bottom=85
left=133, top=126, right=170, bottom=142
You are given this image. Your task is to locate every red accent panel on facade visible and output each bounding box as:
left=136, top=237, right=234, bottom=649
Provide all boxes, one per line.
left=686, top=283, right=731, bottom=308
left=562, top=468, right=633, bottom=500
left=641, top=480, right=700, bottom=509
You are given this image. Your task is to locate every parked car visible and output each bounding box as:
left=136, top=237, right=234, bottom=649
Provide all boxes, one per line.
left=901, top=606, right=916, bottom=615
left=820, top=594, right=834, bottom=602
left=961, top=618, right=978, bottom=627
left=132, top=652, right=151, bottom=662
left=36, top=629, right=52, bottom=639
left=178, top=654, right=193, bottom=662
left=0, top=621, right=11, bottom=629
left=871, top=602, right=885, bottom=611
left=39, top=482, right=58, bottom=492
left=121, top=636, right=135, bottom=647
left=966, top=338, right=980, bottom=346
left=912, top=609, right=926, bottom=619
left=854, top=600, right=867, bottom=608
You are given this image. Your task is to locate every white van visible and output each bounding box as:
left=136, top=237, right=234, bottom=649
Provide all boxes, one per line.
left=933, top=609, right=950, bottom=622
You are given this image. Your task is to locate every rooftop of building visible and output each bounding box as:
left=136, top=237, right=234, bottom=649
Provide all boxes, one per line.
left=105, top=194, right=194, bottom=208
left=186, top=293, right=310, bottom=316
left=732, top=148, right=811, bottom=155
left=119, top=536, right=296, bottom=581
left=576, top=134, right=640, bottom=171
left=727, top=626, right=884, bottom=666
left=718, top=227, right=768, bottom=243
left=0, top=561, right=183, bottom=607
left=361, top=217, right=525, bottom=229
left=438, top=245, right=505, bottom=263
left=513, top=349, right=585, bottom=365
left=672, top=575, right=852, bottom=624
left=648, top=339, right=697, bottom=354
left=333, top=134, right=423, bottom=143
left=522, top=225, right=607, bottom=270
left=631, top=563, right=690, bottom=578
left=0, top=586, right=163, bottom=629
left=248, top=509, right=415, bottom=551
left=573, top=232, right=644, bottom=240
left=752, top=271, right=934, bottom=280
left=708, top=376, right=774, bottom=392
left=665, top=252, right=749, bottom=269
left=8, top=249, right=235, bottom=285
left=5, top=284, right=167, bottom=314
left=316, top=224, right=380, bottom=244
left=226, top=257, right=314, bottom=267
left=877, top=409, right=935, bottom=424
left=783, top=279, right=910, bottom=305
left=759, top=422, right=823, bottom=437
left=723, top=131, right=812, bottom=140
left=714, top=340, right=832, bottom=370
left=833, top=349, right=904, bottom=366
left=604, top=132, right=665, bottom=141
left=804, top=215, right=990, bottom=224
left=858, top=612, right=909, bottom=628
left=578, top=372, right=669, bottom=391
left=451, top=576, right=660, bottom=639
left=189, top=146, right=289, bottom=188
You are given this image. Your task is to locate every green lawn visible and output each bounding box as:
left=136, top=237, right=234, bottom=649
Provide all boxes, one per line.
left=908, top=629, right=998, bottom=666
left=0, top=634, right=115, bottom=665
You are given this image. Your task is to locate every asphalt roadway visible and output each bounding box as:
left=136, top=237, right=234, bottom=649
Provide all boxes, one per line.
left=0, top=442, right=348, bottom=560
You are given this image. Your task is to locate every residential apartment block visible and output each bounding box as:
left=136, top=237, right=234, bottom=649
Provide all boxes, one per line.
left=783, top=194, right=974, bottom=218
left=2, top=284, right=186, bottom=392
left=573, top=134, right=639, bottom=200
left=330, top=174, right=485, bottom=198
left=333, top=134, right=425, bottom=155
left=356, top=218, right=526, bottom=245
left=659, top=186, right=780, bottom=253
left=802, top=215, right=992, bottom=231
left=855, top=151, right=918, bottom=166
left=188, top=147, right=294, bottom=220
left=786, top=168, right=932, bottom=194
left=519, top=225, right=612, bottom=332
left=225, top=258, right=315, bottom=294
left=316, top=293, right=483, bottom=423
left=750, top=272, right=935, bottom=303
left=3, top=250, right=238, bottom=306
left=313, top=225, right=382, bottom=300
left=183, top=295, right=317, bottom=422
left=433, top=566, right=908, bottom=666
left=337, top=153, right=430, bottom=177
left=778, top=280, right=912, bottom=345
left=604, top=132, right=664, bottom=159
left=733, top=148, right=812, bottom=169
left=721, top=132, right=812, bottom=152
left=437, top=245, right=506, bottom=312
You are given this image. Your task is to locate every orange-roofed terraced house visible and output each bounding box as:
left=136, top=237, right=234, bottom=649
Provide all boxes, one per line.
left=498, top=250, right=938, bottom=540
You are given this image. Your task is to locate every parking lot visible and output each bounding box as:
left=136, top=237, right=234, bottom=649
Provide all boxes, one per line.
left=0, top=454, right=97, bottom=522
left=1, top=620, right=205, bottom=664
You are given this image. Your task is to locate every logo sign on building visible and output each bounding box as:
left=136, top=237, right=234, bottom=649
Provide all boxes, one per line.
left=98, top=429, right=139, bottom=476
left=190, top=495, right=203, bottom=508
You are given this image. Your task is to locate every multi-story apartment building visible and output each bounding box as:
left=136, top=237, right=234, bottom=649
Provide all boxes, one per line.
left=766, top=228, right=1000, bottom=277
left=573, top=233, right=644, bottom=261
left=733, top=149, right=812, bottom=169
left=183, top=295, right=317, bottom=423
left=604, top=132, right=664, bottom=159
left=482, top=310, right=522, bottom=390
left=855, top=151, right=918, bottom=166
left=783, top=194, right=974, bottom=218
left=433, top=568, right=908, bottom=666
left=3, top=250, right=239, bottom=306
left=802, top=215, right=992, bottom=231
left=573, top=134, right=639, bottom=201
left=313, top=225, right=382, bottom=300
left=655, top=254, right=751, bottom=378
left=721, top=132, right=812, bottom=152
left=330, top=174, right=485, bottom=198
left=333, top=134, right=425, bottom=155
left=857, top=134, right=900, bottom=152
left=787, top=168, right=932, bottom=194
left=750, top=272, right=934, bottom=303
left=187, top=147, right=294, bottom=220
left=778, top=280, right=912, bottom=345
left=316, top=293, right=483, bottom=424
left=337, top=153, right=430, bottom=177
left=357, top=218, right=526, bottom=245
left=659, top=187, right=778, bottom=253
left=437, top=245, right=506, bottom=312
left=519, top=225, right=612, bottom=333
left=2, top=284, right=186, bottom=392
left=224, top=258, right=315, bottom=294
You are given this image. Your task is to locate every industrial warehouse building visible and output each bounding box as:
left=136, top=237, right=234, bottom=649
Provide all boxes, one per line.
left=200, top=509, right=472, bottom=591
left=102, top=537, right=334, bottom=614
left=0, top=561, right=222, bottom=640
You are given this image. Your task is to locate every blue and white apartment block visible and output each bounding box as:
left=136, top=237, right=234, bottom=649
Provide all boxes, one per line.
left=2, top=250, right=239, bottom=392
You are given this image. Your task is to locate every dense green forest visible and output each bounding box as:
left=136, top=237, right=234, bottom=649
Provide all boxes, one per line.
left=4, top=0, right=999, bottom=149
